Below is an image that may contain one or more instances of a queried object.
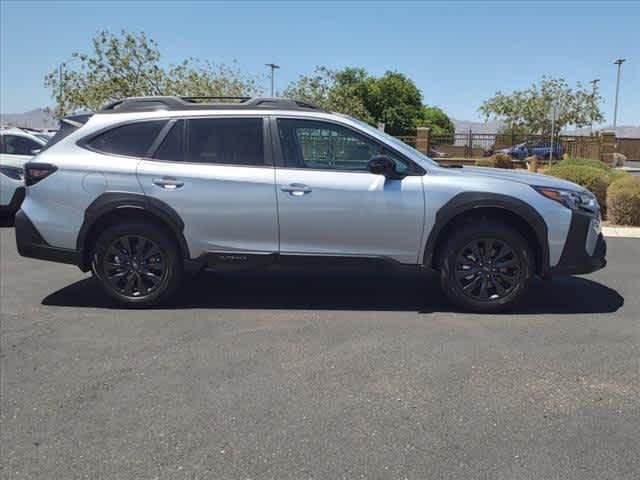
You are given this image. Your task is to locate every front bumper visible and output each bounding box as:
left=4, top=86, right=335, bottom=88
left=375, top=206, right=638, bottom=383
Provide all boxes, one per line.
left=549, top=209, right=606, bottom=276
left=15, top=210, right=80, bottom=265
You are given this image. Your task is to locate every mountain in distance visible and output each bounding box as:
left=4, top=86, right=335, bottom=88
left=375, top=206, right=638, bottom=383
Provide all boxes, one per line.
left=452, top=118, right=639, bottom=138
left=451, top=118, right=504, bottom=134
left=561, top=125, right=640, bottom=138
left=0, top=108, right=59, bottom=129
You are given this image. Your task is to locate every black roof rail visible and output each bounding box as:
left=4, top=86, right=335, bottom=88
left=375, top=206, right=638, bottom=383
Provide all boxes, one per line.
left=99, top=96, right=329, bottom=114
left=182, top=96, right=250, bottom=102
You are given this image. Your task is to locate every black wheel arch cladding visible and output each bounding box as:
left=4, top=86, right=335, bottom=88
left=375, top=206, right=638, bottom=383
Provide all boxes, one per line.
left=424, top=192, right=549, bottom=275
left=76, top=192, right=190, bottom=271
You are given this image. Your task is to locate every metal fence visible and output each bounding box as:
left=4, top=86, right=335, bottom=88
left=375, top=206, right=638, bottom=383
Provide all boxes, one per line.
left=395, top=136, right=416, bottom=148
left=396, top=131, right=605, bottom=160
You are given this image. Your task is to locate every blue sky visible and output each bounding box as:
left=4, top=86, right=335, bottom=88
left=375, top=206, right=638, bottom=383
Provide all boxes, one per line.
left=1, top=0, right=638, bottom=125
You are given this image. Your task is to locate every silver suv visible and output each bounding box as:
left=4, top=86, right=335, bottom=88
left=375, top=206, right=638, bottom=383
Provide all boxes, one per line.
left=15, top=96, right=606, bottom=312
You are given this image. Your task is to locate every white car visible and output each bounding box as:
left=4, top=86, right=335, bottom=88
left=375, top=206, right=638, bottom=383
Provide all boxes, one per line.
left=0, top=129, right=47, bottom=215
left=15, top=97, right=605, bottom=311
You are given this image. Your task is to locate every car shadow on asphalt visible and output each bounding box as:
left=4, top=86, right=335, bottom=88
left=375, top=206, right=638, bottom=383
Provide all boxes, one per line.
left=42, top=268, right=624, bottom=315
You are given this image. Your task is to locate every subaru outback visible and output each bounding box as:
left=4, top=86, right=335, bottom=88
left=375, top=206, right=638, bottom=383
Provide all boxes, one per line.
left=15, top=96, right=606, bottom=312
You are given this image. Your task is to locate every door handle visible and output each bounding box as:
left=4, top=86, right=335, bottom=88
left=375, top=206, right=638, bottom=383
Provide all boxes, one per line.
left=281, top=183, right=312, bottom=196
left=152, top=177, right=184, bottom=189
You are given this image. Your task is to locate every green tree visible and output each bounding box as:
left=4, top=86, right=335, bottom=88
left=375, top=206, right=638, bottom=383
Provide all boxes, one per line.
left=283, top=66, right=454, bottom=136
left=478, top=76, right=604, bottom=136
left=361, top=71, right=424, bottom=136
left=418, top=105, right=455, bottom=134
left=282, top=66, right=372, bottom=122
left=45, top=30, right=261, bottom=117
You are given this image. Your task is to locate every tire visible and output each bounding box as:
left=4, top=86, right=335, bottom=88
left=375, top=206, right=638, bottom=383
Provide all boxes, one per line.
left=91, top=221, right=183, bottom=307
left=438, top=221, right=533, bottom=313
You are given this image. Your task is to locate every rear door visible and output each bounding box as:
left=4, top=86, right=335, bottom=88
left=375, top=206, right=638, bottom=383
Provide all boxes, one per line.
left=137, top=116, right=278, bottom=259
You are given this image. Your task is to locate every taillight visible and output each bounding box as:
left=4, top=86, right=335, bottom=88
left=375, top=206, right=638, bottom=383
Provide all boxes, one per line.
left=25, top=163, right=57, bottom=186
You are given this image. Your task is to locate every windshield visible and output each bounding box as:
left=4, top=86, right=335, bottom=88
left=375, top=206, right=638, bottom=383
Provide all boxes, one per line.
left=339, top=115, right=438, bottom=167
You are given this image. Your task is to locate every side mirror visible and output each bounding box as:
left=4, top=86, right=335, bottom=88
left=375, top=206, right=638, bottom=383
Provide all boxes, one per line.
left=368, top=155, right=405, bottom=179
left=30, top=149, right=41, bottom=155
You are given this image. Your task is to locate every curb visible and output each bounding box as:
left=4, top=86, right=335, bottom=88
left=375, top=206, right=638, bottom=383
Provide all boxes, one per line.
left=602, top=226, right=640, bottom=239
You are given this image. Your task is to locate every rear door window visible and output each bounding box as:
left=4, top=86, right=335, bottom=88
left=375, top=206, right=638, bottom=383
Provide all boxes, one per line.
left=87, top=120, right=167, bottom=157
left=186, top=118, right=264, bottom=166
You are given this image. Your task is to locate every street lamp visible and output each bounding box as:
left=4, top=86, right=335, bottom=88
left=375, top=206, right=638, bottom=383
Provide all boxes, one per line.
left=265, top=63, right=280, bottom=97
left=612, top=59, right=626, bottom=131
left=589, top=78, right=600, bottom=134
left=57, top=57, right=79, bottom=117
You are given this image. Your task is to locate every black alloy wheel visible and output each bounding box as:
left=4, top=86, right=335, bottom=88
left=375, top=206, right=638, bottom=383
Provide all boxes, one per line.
left=102, top=235, right=167, bottom=298
left=454, top=237, right=521, bottom=302
left=439, top=221, right=533, bottom=313
left=92, top=221, right=183, bottom=307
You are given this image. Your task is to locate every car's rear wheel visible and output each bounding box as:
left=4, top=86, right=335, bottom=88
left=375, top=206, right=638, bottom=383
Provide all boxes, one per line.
left=439, top=221, right=533, bottom=313
left=92, top=222, right=183, bottom=307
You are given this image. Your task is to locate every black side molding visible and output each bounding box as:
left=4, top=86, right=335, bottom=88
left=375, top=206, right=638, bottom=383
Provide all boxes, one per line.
left=424, top=192, right=550, bottom=275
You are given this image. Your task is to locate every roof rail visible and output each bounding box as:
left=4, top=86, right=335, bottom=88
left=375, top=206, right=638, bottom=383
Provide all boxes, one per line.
left=99, top=96, right=329, bottom=114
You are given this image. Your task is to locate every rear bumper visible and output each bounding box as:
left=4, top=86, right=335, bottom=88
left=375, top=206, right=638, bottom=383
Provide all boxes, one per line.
left=15, top=210, right=80, bottom=266
left=0, top=186, right=25, bottom=214
left=549, top=210, right=606, bottom=276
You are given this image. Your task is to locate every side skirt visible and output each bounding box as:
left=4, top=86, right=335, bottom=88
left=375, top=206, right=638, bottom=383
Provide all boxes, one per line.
left=190, top=252, right=425, bottom=273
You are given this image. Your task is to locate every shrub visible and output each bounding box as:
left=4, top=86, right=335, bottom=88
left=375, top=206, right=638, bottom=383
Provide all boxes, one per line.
left=488, top=152, right=513, bottom=169
left=474, top=159, right=493, bottom=167
left=607, top=176, right=640, bottom=226
left=546, top=164, right=610, bottom=213
left=558, top=157, right=612, bottom=173
left=610, top=169, right=629, bottom=183
left=551, top=157, right=628, bottom=183
left=525, top=155, right=540, bottom=172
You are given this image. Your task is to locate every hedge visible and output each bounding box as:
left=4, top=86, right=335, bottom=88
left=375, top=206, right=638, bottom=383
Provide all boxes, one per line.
left=559, top=157, right=612, bottom=172
left=607, top=176, right=640, bottom=226
left=552, top=157, right=628, bottom=182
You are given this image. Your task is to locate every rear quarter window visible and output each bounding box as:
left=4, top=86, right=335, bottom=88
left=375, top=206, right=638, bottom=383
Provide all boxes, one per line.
left=86, top=120, right=167, bottom=157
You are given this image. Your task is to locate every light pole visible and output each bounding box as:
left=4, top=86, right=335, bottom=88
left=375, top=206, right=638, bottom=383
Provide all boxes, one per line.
left=612, top=59, right=626, bottom=131
left=57, top=57, right=79, bottom=118
left=589, top=78, right=600, bottom=135
left=265, top=63, right=280, bottom=97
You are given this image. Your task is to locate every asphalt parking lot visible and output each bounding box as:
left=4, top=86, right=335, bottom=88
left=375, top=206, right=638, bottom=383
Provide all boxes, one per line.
left=1, top=224, right=639, bottom=479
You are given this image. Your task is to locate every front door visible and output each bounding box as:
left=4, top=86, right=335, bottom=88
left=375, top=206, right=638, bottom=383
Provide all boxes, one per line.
left=273, top=118, right=425, bottom=264
left=137, top=117, right=278, bottom=259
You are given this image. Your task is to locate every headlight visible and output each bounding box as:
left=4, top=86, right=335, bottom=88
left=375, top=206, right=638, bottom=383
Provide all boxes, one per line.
left=533, top=186, right=597, bottom=212
left=0, top=165, right=24, bottom=180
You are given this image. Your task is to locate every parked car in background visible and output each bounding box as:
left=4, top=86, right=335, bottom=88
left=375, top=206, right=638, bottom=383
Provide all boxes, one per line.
left=0, top=128, right=46, bottom=216
left=428, top=147, right=450, bottom=158
left=33, top=132, right=54, bottom=143
left=500, top=140, right=564, bottom=160
left=15, top=96, right=606, bottom=312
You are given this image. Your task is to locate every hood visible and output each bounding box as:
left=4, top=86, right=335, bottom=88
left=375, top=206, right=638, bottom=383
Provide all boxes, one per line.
left=448, top=166, right=587, bottom=192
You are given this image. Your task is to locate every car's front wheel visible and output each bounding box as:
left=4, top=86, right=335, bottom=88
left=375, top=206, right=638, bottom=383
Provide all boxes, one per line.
left=439, top=221, right=533, bottom=313
left=92, top=222, right=183, bottom=307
